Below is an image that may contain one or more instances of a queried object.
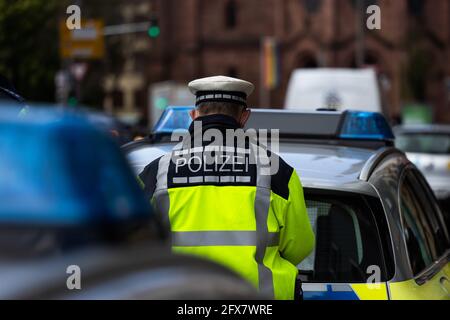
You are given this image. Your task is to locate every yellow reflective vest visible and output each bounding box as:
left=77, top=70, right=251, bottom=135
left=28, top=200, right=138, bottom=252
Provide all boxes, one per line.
left=139, top=115, right=315, bottom=300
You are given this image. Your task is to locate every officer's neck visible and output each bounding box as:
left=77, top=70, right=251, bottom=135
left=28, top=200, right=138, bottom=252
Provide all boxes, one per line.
left=189, top=114, right=241, bottom=133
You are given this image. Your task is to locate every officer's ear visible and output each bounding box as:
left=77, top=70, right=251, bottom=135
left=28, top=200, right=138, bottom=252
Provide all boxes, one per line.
left=238, top=108, right=251, bottom=128
left=190, top=108, right=201, bottom=121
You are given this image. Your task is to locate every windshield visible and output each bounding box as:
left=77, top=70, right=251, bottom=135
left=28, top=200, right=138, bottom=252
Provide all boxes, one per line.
left=396, top=133, right=450, bottom=155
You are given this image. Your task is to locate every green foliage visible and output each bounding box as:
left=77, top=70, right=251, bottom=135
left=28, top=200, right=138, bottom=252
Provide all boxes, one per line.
left=0, top=0, right=62, bottom=102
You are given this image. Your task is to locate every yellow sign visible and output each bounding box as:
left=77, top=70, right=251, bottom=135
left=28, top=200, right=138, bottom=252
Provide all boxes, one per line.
left=59, top=19, right=104, bottom=59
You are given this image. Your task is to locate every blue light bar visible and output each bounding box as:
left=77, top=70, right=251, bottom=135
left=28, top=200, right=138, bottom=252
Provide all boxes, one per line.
left=340, top=111, right=395, bottom=141
left=153, top=106, right=194, bottom=134
left=151, top=107, right=394, bottom=143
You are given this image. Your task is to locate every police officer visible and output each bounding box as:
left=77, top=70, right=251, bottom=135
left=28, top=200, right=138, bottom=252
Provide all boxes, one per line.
left=139, top=76, right=315, bottom=300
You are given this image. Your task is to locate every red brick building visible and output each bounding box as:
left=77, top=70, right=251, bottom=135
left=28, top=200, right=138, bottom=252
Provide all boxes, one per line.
left=141, top=0, right=450, bottom=123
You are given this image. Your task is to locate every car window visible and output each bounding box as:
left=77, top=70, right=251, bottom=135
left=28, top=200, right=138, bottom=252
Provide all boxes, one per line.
left=399, top=171, right=447, bottom=276
left=410, top=171, right=449, bottom=257
left=299, top=194, right=387, bottom=283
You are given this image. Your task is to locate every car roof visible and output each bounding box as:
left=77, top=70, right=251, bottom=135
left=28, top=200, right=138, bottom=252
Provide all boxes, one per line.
left=126, top=140, right=383, bottom=196
left=278, top=142, right=375, bottom=184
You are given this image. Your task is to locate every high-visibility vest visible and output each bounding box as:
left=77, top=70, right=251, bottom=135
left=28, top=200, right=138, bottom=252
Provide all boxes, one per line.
left=139, top=117, right=315, bottom=300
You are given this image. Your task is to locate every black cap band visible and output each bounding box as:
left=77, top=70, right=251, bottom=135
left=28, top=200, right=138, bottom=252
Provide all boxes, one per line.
left=195, top=91, right=247, bottom=107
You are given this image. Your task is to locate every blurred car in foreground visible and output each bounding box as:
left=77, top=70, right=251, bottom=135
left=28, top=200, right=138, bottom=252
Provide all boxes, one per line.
left=0, top=106, right=258, bottom=299
left=83, top=109, right=134, bottom=146
left=394, top=125, right=450, bottom=227
left=1, top=244, right=258, bottom=300
left=124, top=107, right=450, bottom=300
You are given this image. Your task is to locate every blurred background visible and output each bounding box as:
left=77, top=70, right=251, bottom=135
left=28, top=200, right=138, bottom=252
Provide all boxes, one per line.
left=0, top=0, right=449, bottom=133
left=0, top=0, right=449, bottom=300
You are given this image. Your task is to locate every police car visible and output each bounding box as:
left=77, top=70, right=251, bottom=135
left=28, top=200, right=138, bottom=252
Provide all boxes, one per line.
left=0, top=106, right=258, bottom=299
left=124, top=106, right=450, bottom=300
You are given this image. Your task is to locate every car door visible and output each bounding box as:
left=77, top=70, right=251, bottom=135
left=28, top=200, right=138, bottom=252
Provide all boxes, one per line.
left=298, top=191, right=392, bottom=300
left=389, top=168, right=450, bottom=299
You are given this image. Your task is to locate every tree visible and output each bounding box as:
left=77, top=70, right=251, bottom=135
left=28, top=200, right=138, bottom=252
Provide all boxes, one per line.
left=0, top=0, right=62, bottom=102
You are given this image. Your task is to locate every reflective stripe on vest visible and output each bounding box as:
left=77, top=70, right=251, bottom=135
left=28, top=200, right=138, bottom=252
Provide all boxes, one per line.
left=172, top=231, right=280, bottom=247
left=254, top=146, right=273, bottom=298
left=154, top=153, right=172, bottom=230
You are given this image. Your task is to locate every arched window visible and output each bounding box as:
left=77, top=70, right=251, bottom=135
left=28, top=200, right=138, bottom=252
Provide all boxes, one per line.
left=297, top=53, right=319, bottom=69
left=349, top=0, right=377, bottom=11
left=350, top=52, right=380, bottom=69
left=303, top=0, right=322, bottom=13
left=408, top=0, right=424, bottom=16
left=227, top=67, right=238, bottom=78
left=225, top=0, right=237, bottom=29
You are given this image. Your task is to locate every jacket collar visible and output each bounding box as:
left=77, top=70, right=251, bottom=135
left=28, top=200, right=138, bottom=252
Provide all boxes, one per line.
left=188, top=114, right=240, bottom=133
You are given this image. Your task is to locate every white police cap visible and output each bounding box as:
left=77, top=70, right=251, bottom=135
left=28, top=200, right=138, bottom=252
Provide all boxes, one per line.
left=188, top=76, right=254, bottom=107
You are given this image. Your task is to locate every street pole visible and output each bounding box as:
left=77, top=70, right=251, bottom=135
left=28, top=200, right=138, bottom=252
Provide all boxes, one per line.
left=333, top=0, right=340, bottom=66
left=69, top=0, right=82, bottom=107
left=259, top=37, right=270, bottom=108
left=355, top=0, right=366, bottom=68
left=103, top=22, right=150, bottom=36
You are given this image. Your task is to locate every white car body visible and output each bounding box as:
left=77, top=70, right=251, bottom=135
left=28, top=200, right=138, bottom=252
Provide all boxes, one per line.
left=284, top=68, right=382, bottom=113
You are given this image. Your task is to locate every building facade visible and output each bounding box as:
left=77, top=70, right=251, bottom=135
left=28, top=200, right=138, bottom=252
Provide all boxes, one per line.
left=107, top=0, right=450, bottom=124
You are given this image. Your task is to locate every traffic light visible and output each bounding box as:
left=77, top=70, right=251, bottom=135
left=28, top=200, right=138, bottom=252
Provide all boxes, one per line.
left=148, top=18, right=160, bottom=38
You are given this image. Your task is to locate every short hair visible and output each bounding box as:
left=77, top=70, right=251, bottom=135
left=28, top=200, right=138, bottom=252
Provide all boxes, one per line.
left=197, top=102, right=245, bottom=119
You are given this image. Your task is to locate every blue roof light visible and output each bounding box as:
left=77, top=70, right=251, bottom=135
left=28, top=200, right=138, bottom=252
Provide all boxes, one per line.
left=0, top=106, right=152, bottom=226
left=153, top=106, right=194, bottom=134
left=340, top=111, right=395, bottom=141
